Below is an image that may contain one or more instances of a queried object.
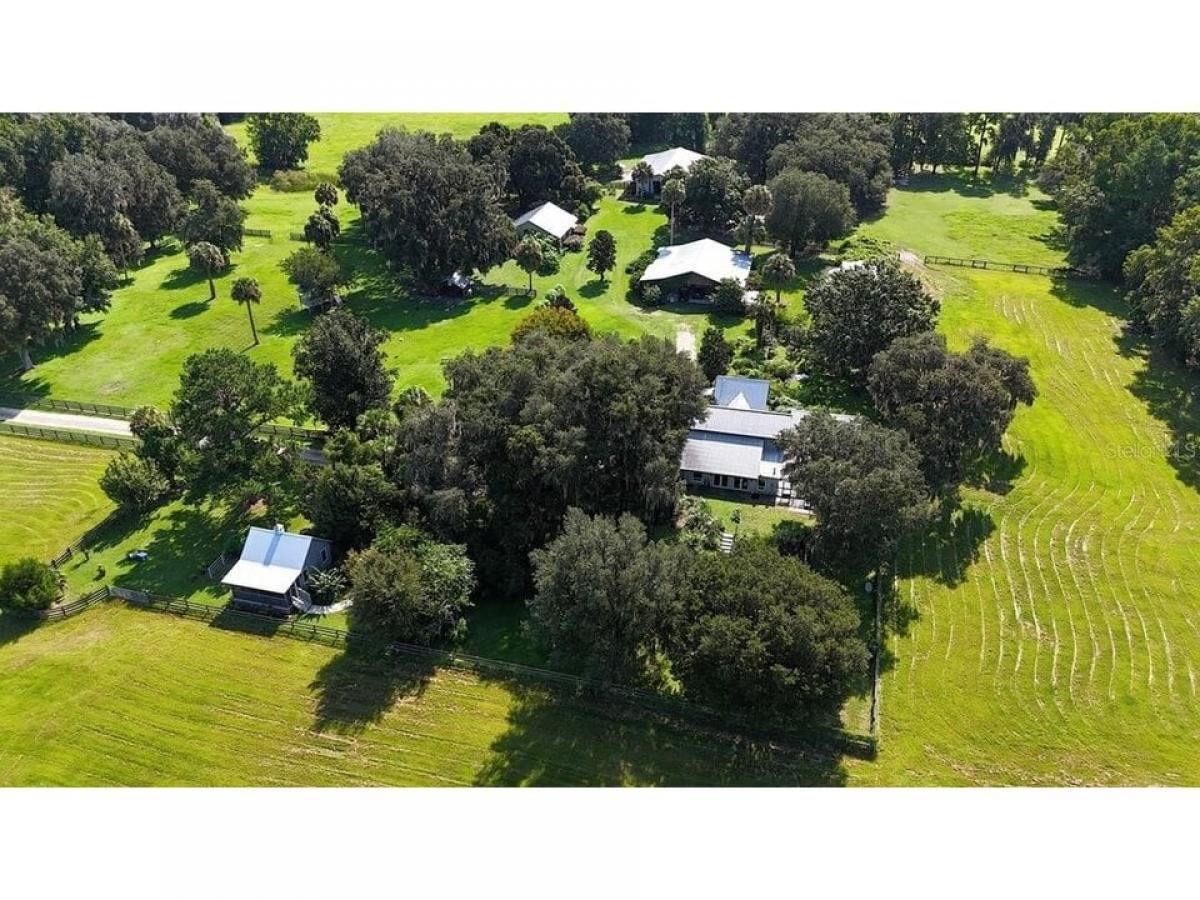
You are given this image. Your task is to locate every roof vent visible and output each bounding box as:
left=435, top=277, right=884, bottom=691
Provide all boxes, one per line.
left=273, top=523, right=284, bottom=534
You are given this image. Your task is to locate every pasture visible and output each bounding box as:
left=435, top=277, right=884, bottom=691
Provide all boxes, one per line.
left=1, top=114, right=769, bottom=407
left=0, top=603, right=843, bottom=786
left=0, top=435, right=114, bottom=565
left=845, top=176, right=1200, bottom=784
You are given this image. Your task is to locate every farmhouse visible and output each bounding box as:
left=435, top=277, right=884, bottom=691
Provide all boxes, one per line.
left=634, top=147, right=708, bottom=196
left=513, top=201, right=579, bottom=245
left=681, top=376, right=854, bottom=503
left=221, top=524, right=333, bottom=616
left=640, top=238, right=752, bottom=301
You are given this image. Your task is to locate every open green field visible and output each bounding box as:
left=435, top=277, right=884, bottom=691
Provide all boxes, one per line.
left=843, top=174, right=1200, bottom=784
left=0, top=435, right=114, bottom=565
left=2, top=113, right=772, bottom=407
left=0, top=603, right=842, bottom=786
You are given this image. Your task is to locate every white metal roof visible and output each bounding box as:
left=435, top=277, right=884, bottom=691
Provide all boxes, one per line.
left=642, top=147, right=706, bottom=177
left=513, top=201, right=579, bottom=240
left=640, top=239, right=752, bottom=286
left=221, top=526, right=313, bottom=595
left=713, top=376, right=770, bottom=411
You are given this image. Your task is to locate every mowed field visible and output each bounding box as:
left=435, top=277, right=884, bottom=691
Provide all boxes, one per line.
left=0, top=603, right=843, bottom=786
left=845, top=176, right=1200, bottom=784
left=0, top=435, right=114, bottom=564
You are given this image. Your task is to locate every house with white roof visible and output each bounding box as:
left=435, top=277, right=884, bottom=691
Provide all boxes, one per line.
left=680, top=377, right=853, bottom=502
left=513, top=201, right=579, bottom=245
left=640, top=238, right=752, bottom=301
left=634, top=147, right=708, bottom=196
left=221, top=524, right=333, bottom=616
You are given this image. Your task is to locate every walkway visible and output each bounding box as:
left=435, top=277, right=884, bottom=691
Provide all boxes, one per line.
left=675, top=327, right=696, bottom=359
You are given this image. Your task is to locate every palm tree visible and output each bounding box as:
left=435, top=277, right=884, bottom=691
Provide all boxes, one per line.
left=187, top=241, right=225, bottom=301
left=661, top=178, right=686, bottom=245
left=741, top=184, right=774, bottom=255
left=514, top=236, right=544, bottom=295
left=757, top=252, right=796, bottom=348
left=630, top=160, right=654, bottom=198
left=231, top=276, right=262, bottom=345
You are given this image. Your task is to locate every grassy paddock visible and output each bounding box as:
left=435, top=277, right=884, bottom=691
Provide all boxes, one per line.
left=0, top=603, right=844, bottom=786
left=0, top=435, right=115, bottom=565
left=843, top=174, right=1200, bottom=784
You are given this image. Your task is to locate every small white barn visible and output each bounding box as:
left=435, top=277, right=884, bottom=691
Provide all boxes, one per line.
left=513, top=201, right=579, bottom=245
left=640, top=238, right=752, bottom=301
left=221, top=524, right=333, bottom=616
left=634, top=147, right=708, bottom=196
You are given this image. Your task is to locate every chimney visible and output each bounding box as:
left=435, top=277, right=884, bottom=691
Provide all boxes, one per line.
left=273, top=523, right=284, bottom=534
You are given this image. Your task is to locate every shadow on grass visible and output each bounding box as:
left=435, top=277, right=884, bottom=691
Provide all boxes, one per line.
left=470, top=679, right=850, bottom=786
left=309, top=643, right=436, bottom=733
left=169, top=300, right=210, bottom=319
left=0, top=324, right=103, bottom=387
left=897, top=170, right=1033, bottom=199
left=0, top=612, right=41, bottom=649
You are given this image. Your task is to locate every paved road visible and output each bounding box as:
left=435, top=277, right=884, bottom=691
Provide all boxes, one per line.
left=0, top=405, right=328, bottom=464
left=0, top=406, right=132, bottom=436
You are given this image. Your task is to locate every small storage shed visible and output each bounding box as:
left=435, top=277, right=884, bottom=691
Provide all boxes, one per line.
left=221, top=524, right=333, bottom=616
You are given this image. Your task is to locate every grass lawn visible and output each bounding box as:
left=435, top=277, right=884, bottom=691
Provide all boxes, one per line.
left=840, top=173, right=1200, bottom=784
left=696, top=493, right=808, bottom=537
left=0, top=435, right=115, bottom=565
left=1, top=113, right=776, bottom=406
left=0, top=603, right=845, bottom=786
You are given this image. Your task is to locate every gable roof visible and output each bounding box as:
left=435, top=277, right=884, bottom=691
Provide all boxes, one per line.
left=713, top=375, right=769, bottom=411
left=642, top=147, right=707, bottom=177
left=221, top=525, right=324, bottom=595
left=681, top=431, right=765, bottom=480
left=640, top=239, right=752, bottom=286
left=513, top=201, right=579, bottom=240
left=693, top=406, right=809, bottom=440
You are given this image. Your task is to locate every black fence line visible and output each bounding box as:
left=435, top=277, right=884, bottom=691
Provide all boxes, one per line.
left=923, top=254, right=1085, bottom=278
left=7, top=585, right=876, bottom=757
left=0, top=390, right=135, bottom=420
left=114, top=587, right=875, bottom=756
left=48, top=509, right=124, bottom=569
left=244, top=228, right=273, bottom=239
left=0, top=421, right=137, bottom=449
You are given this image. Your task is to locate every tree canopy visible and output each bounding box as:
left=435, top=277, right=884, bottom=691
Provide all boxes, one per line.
left=555, top=114, right=630, bottom=171
left=779, top=413, right=929, bottom=565
left=292, top=308, right=394, bottom=430
left=528, top=509, right=691, bottom=683
left=765, top=169, right=855, bottom=255
left=766, top=114, right=893, bottom=216
left=340, top=129, right=515, bottom=286
left=680, top=156, right=749, bottom=233
left=0, top=557, right=60, bottom=611
left=804, top=260, right=939, bottom=379
left=246, top=113, right=322, bottom=171
left=670, top=539, right=869, bottom=720
left=511, top=305, right=592, bottom=344
left=1125, top=204, right=1200, bottom=366
left=868, top=331, right=1036, bottom=492
left=346, top=526, right=474, bottom=645
left=180, top=179, right=245, bottom=257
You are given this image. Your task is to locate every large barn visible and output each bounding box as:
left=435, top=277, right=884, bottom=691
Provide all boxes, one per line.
left=633, top=146, right=708, bottom=196
left=640, top=238, right=752, bottom=301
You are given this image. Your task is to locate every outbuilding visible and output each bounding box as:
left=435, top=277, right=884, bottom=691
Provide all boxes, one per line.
left=640, top=238, right=752, bottom=301
left=633, top=147, right=708, bottom=196
left=221, top=524, right=333, bottom=616
left=513, top=201, right=579, bottom=246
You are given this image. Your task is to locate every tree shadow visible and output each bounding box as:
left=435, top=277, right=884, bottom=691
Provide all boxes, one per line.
left=309, top=643, right=436, bottom=733
left=897, top=504, right=997, bottom=590
left=169, top=300, right=210, bottom=319
left=967, top=447, right=1028, bottom=495
left=470, top=680, right=850, bottom=786
left=503, top=292, right=535, bottom=310
left=897, top=171, right=1032, bottom=199
left=161, top=265, right=208, bottom=291
left=1, top=323, right=103, bottom=385
left=0, top=612, right=41, bottom=649
left=1120, top=332, right=1200, bottom=493
left=578, top=280, right=609, bottom=299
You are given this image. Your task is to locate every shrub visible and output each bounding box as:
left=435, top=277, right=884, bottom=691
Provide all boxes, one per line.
left=0, top=557, right=61, bottom=611
left=678, top=496, right=722, bottom=551
left=771, top=519, right=814, bottom=557
left=346, top=527, right=475, bottom=645
left=270, top=169, right=338, bottom=193
left=100, top=452, right=170, bottom=513
left=512, top=306, right=592, bottom=343
left=713, top=278, right=746, bottom=315
left=562, top=233, right=584, bottom=252
left=642, top=284, right=663, bottom=307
